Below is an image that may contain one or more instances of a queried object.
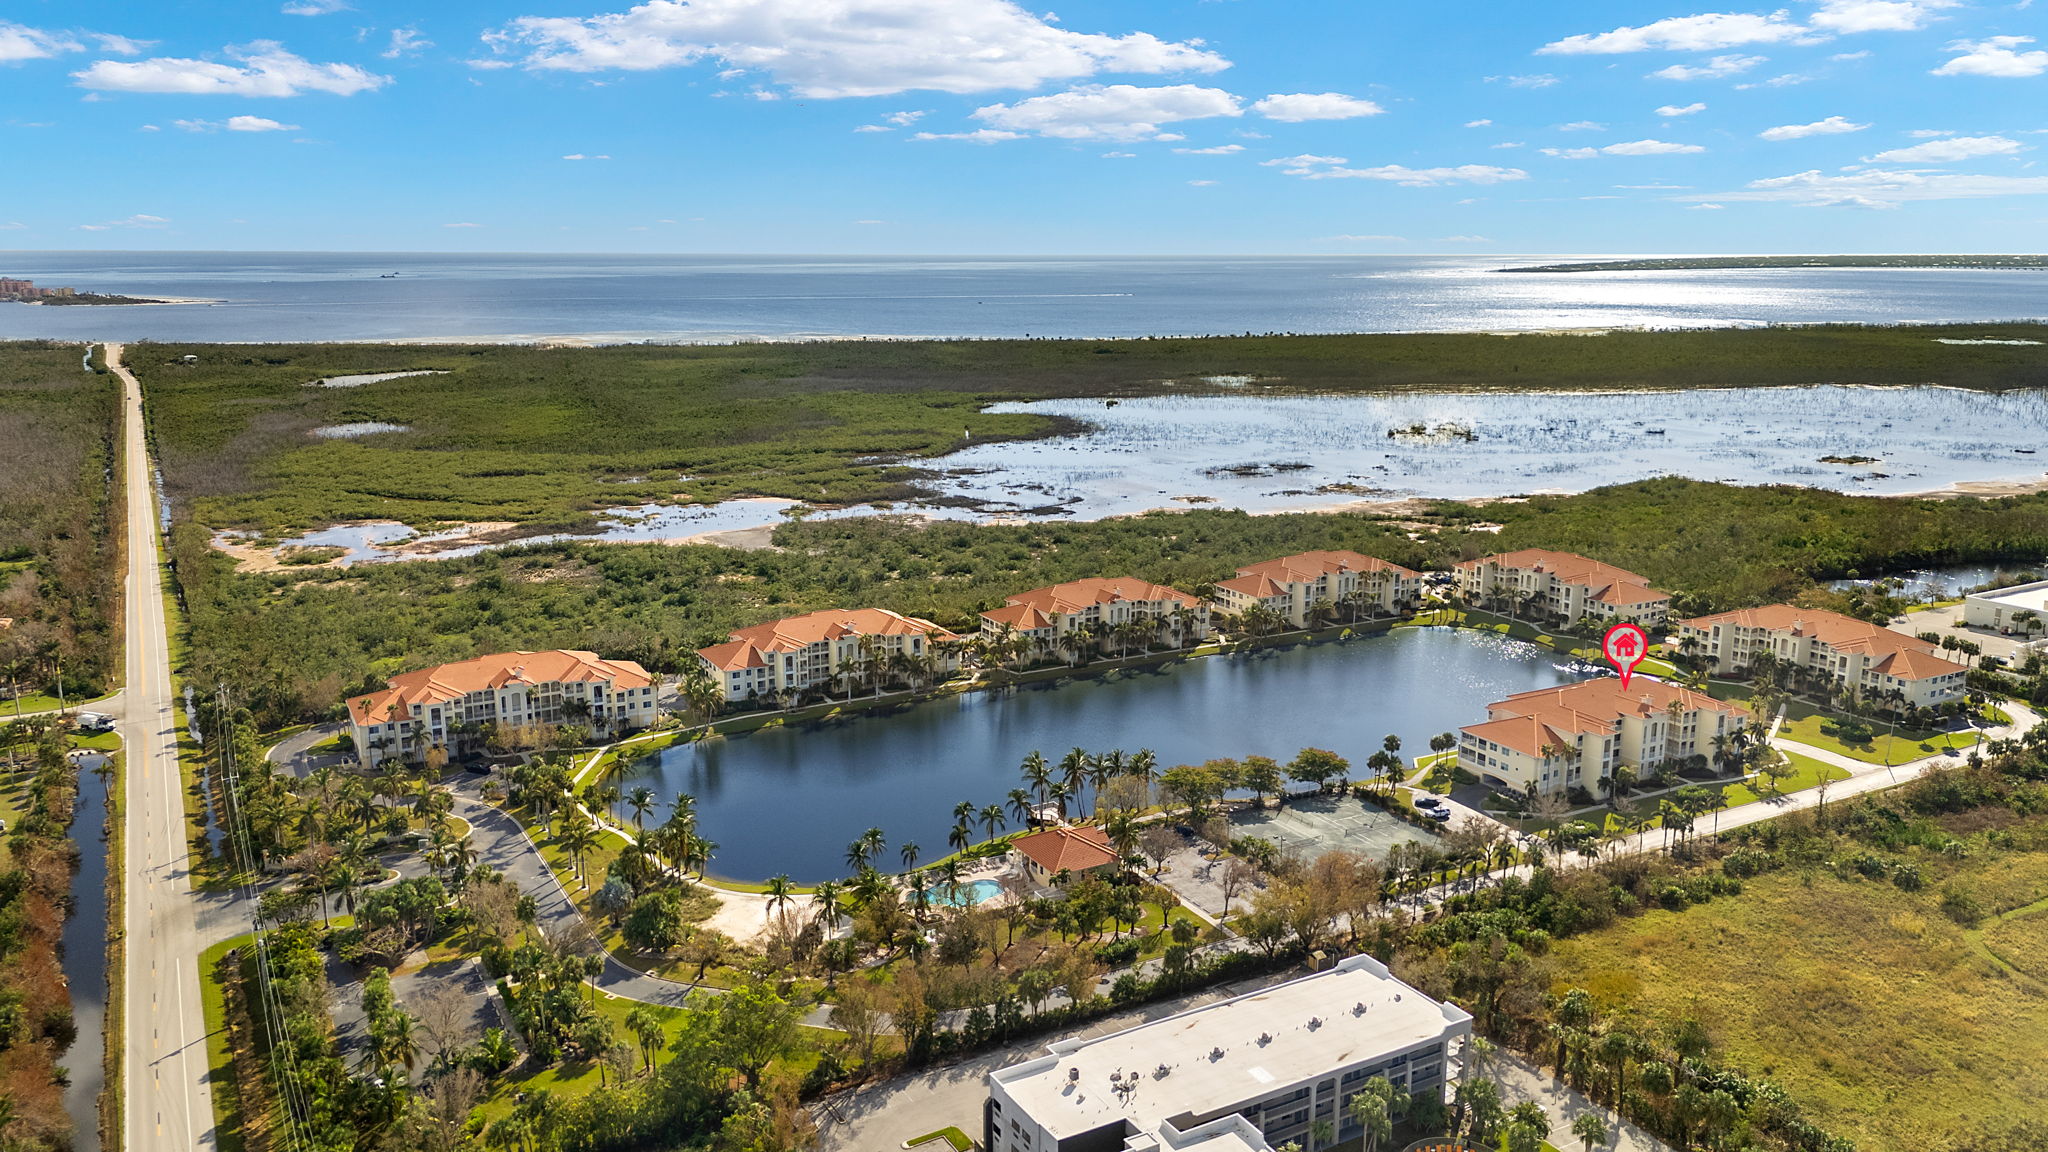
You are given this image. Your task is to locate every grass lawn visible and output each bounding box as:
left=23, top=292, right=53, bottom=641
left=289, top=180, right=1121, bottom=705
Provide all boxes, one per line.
left=1546, top=844, right=2048, bottom=1150
left=198, top=934, right=258, bottom=1152
left=1773, top=700, right=1981, bottom=765
left=2, top=689, right=116, bottom=714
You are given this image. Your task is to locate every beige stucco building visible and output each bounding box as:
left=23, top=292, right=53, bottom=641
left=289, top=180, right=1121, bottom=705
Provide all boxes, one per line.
left=1455, top=548, right=1671, bottom=627
left=1675, top=604, right=1967, bottom=709
left=347, top=650, right=659, bottom=768
left=1459, top=678, right=1748, bottom=799
left=1212, top=550, right=1419, bottom=628
left=696, top=608, right=960, bottom=704
left=980, top=577, right=1209, bottom=659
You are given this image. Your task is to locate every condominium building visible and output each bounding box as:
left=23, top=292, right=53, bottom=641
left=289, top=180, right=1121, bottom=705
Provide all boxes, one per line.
left=346, top=650, right=659, bottom=768
left=1674, top=604, right=1968, bottom=709
left=980, top=577, right=1210, bottom=657
left=1459, top=678, right=1748, bottom=799
left=1212, top=550, right=1420, bottom=628
left=985, top=953, right=1472, bottom=1152
left=695, top=608, right=960, bottom=704
left=1454, top=549, right=1671, bottom=627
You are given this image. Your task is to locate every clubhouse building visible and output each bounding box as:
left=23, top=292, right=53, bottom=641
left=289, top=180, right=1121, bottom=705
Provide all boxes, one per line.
left=1455, top=549, right=1671, bottom=628
left=1212, top=550, right=1420, bottom=628
left=695, top=608, right=960, bottom=704
left=346, top=650, right=659, bottom=768
left=980, top=577, right=1210, bottom=657
left=1675, top=604, right=1968, bottom=709
left=985, top=953, right=1471, bottom=1152
left=1459, top=678, right=1748, bottom=799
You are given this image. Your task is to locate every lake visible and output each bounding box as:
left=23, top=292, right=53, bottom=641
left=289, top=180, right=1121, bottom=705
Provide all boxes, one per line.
left=628, top=627, right=1587, bottom=881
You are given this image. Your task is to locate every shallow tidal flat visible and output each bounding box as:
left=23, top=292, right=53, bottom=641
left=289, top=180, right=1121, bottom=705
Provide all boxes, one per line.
left=926, top=385, right=2048, bottom=518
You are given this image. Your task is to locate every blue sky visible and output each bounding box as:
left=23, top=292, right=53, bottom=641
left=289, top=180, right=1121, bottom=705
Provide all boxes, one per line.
left=2, top=0, right=2045, bottom=253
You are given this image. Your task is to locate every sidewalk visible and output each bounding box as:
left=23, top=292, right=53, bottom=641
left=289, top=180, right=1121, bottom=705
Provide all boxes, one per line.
left=1492, top=1048, right=1675, bottom=1152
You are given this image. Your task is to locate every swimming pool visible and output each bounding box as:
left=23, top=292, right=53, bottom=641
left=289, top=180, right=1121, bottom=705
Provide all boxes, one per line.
left=934, top=879, right=1002, bottom=907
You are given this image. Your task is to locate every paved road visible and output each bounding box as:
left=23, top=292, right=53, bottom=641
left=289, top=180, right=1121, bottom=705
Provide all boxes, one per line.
left=112, top=343, right=217, bottom=1152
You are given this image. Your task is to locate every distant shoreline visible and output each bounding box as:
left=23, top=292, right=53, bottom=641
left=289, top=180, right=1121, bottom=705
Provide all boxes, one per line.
left=1501, top=254, right=2048, bottom=274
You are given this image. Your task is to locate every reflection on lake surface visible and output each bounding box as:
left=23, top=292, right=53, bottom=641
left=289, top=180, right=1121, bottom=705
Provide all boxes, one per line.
left=631, top=628, right=1589, bottom=881
left=923, top=386, right=2048, bottom=518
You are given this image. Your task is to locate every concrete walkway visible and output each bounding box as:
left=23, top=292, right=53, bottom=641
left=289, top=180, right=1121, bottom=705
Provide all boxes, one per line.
left=1491, top=1048, right=1674, bottom=1152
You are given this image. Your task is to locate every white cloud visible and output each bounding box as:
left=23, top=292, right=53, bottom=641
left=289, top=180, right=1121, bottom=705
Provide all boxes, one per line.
left=1759, top=115, right=1868, bottom=140
left=1291, top=164, right=1529, bottom=186
left=1487, top=73, right=1560, bottom=88
left=1545, top=139, right=1706, bottom=157
left=486, top=0, right=1229, bottom=98
left=139, top=124, right=160, bottom=131
left=561, top=152, right=612, bottom=159
left=853, top=123, right=891, bottom=132
left=0, top=222, right=25, bottom=230
left=1464, top=118, right=1492, bottom=127
left=78, top=213, right=167, bottom=231
left=1251, top=92, right=1383, bottom=121
left=1810, top=0, right=1958, bottom=33
left=1699, top=166, right=2048, bottom=206
left=1541, top=12, right=1812, bottom=54
left=73, top=42, right=388, bottom=96
left=1650, top=53, right=1765, bottom=79
left=1261, top=153, right=1347, bottom=167
left=1187, top=179, right=1218, bottom=186
left=1866, top=134, right=2024, bottom=161
left=1735, top=71, right=1812, bottom=87
left=383, top=28, right=432, bottom=58
left=972, top=84, right=1241, bottom=141
left=1173, top=144, right=1243, bottom=154
left=1491, top=141, right=1525, bottom=148
left=173, top=115, right=303, bottom=132
left=91, top=34, right=151, bottom=55
left=1656, top=102, right=1707, bottom=116
left=1906, top=128, right=1954, bottom=137
left=282, top=0, right=351, bottom=13
left=854, top=218, right=885, bottom=224
left=1934, top=35, right=2048, bottom=77
left=1831, top=49, right=1872, bottom=60
left=886, top=110, right=924, bottom=126
left=1688, top=202, right=1726, bottom=209
left=1, top=22, right=83, bottom=62
left=1101, top=150, right=1136, bottom=158
left=909, top=128, right=1025, bottom=143
left=1558, top=120, right=1606, bottom=131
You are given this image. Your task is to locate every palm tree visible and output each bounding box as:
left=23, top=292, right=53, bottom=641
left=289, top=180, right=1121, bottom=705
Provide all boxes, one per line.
left=1021, top=751, right=1052, bottom=805
left=1572, top=1111, right=1610, bottom=1151
left=1006, top=787, right=1035, bottom=827
left=557, top=815, right=598, bottom=888
left=979, top=803, right=1006, bottom=844
left=857, top=826, right=886, bottom=867
left=625, top=1004, right=665, bottom=1074
left=948, top=821, right=972, bottom=854
left=626, top=785, right=656, bottom=831
left=811, top=880, right=843, bottom=929
left=899, top=841, right=921, bottom=871
left=764, top=874, right=796, bottom=924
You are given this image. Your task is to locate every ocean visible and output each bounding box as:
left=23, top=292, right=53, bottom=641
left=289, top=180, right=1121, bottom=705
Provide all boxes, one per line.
left=2, top=252, right=2046, bottom=343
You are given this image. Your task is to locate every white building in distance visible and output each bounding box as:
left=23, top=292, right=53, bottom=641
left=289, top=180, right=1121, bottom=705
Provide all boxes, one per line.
left=1964, top=579, right=2048, bottom=639
left=985, top=954, right=1471, bottom=1152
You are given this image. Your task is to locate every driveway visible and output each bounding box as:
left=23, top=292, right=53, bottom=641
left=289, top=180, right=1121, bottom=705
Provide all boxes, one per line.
left=1888, top=603, right=2035, bottom=663
left=267, top=722, right=351, bottom=775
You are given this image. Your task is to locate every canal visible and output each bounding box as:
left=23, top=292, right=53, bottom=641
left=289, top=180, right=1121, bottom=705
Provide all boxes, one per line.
left=63, top=752, right=110, bottom=1152
left=630, top=627, right=1588, bottom=881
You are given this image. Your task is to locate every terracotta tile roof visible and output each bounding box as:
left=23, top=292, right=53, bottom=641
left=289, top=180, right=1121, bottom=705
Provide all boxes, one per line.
left=719, top=608, right=955, bottom=655
left=1463, top=677, right=1746, bottom=758
left=347, top=650, right=653, bottom=725
left=1214, top=573, right=1289, bottom=598
left=1593, top=580, right=1665, bottom=607
left=1011, top=825, right=1120, bottom=874
left=984, top=577, right=1200, bottom=623
left=1232, top=550, right=1419, bottom=584
left=1459, top=548, right=1666, bottom=591
left=1677, top=605, right=1965, bottom=681
left=981, top=603, right=1057, bottom=631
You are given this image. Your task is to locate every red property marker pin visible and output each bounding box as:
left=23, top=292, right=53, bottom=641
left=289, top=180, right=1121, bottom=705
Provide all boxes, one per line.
left=1602, top=622, right=1649, bottom=689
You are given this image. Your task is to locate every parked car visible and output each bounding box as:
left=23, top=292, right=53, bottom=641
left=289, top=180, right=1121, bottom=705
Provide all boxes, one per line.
left=1425, top=806, right=1452, bottom=822
left=75, top=711, right=115, bottom=733
left=1413, top=796, right=1444, bottom=810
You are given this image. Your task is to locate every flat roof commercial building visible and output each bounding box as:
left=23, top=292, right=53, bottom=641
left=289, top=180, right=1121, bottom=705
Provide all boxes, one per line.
left=1963, top=579, right=2048, bottom=638
left=986, top=954, right=1472, bottom=1152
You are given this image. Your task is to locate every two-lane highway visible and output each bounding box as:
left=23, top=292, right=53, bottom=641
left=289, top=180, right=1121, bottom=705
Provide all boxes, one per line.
left=111, top=343, right=216, bottom=1152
